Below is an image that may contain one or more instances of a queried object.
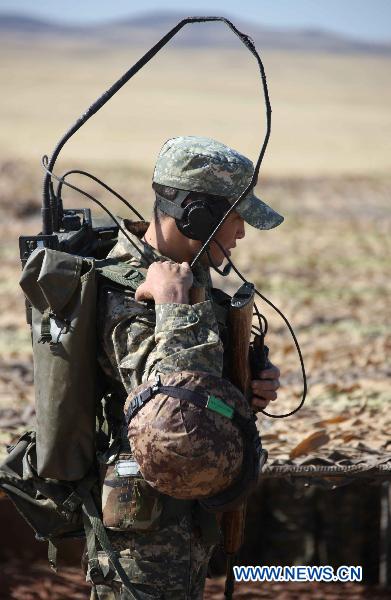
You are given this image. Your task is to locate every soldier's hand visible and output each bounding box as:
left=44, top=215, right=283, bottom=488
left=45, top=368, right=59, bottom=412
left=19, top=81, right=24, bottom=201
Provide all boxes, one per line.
left=135, top=260, right=193, bottom=304
left=251, top=363, right=280, bottom=411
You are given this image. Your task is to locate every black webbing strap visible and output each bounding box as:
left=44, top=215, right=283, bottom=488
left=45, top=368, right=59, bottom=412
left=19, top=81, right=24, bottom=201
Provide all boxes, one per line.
left=126, top=380, right=210, bottom=424
left=125, top=378, right=257, bottom=436
left=47, top=539, right=58, bottom=571
left=38, top=308, right=52, bottom=344
left=42, top=16, right=270, bottom=234
left=158, top=385, right=209, bottom=409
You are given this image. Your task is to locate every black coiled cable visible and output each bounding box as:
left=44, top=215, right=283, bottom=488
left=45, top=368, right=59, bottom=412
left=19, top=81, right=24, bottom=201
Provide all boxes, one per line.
left=211, top=238, right=307, bottom=418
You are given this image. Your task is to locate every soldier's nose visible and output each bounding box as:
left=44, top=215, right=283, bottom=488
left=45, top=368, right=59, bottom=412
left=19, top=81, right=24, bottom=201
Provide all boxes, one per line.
left=236, top=224, right=245, bottom=240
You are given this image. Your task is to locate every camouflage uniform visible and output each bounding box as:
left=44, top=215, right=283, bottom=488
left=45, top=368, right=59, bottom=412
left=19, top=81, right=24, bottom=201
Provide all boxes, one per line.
left=88, top=137, right=283, bottom=598
left=89, top=224, right=222, bottom=599
left=97, top=230, right=221, bottom=395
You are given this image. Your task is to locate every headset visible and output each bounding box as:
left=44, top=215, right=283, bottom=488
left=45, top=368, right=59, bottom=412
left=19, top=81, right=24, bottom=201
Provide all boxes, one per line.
left=155, top=189, right=232, bottom=241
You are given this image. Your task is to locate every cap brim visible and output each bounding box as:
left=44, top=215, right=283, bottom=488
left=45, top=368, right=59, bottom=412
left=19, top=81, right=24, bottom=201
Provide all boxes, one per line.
left=234, top=192, right=284, bottom=230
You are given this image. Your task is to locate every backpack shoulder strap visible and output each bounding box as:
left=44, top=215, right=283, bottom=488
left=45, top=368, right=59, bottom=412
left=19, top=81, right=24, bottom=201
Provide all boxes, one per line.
left=96, top=259, right=145, bottom=291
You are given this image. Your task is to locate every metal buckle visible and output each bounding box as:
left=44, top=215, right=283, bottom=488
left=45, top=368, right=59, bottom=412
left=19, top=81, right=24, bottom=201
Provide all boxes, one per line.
left=151, top=373, right=161, bottom=394
left=128, top=375, right=162, bottom=421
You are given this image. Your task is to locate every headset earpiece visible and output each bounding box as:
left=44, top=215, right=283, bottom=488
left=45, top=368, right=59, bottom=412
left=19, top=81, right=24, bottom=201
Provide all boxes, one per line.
left=178, top=200, right=215, bottom=241
left=155, top=188, right=231, bottom=242
left=177, top=196, right=231, bottom=241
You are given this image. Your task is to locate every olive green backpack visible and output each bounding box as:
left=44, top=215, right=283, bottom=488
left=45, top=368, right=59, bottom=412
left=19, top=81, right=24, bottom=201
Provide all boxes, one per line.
left=0, top=247, right=144, bottom=595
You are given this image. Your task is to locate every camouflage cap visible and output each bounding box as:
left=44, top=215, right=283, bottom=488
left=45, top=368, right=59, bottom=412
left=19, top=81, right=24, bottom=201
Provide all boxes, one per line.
left=153, top=136, right=284, bottom=230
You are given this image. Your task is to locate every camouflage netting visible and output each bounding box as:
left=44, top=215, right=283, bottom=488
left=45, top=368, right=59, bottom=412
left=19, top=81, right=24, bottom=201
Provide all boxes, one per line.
left=258, top=400, right=391, bottom=486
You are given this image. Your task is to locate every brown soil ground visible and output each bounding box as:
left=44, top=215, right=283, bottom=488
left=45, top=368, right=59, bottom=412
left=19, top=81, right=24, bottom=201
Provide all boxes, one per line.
left=0, top=564, right=390, bottom=600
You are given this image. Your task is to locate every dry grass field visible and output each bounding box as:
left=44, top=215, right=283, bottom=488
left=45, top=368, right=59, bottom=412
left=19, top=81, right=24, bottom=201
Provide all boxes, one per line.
left=0, top=38, right=389, bottom=404
left=0, top=41, right=391, bottom=175
left=0, top=35, right=390, bottom=595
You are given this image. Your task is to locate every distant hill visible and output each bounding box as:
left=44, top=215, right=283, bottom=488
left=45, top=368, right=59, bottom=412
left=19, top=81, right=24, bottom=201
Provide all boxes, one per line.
left=1, top=11, right=390, bottom=55
left=0, top=13, right=73, bottom=34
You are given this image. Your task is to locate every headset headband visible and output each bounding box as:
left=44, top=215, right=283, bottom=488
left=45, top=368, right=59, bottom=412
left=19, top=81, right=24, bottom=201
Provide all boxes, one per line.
left=154, top=190, right=190, bottom=220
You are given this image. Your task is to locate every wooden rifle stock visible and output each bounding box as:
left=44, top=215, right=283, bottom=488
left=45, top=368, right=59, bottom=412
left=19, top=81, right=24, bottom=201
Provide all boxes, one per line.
left=224, top=282, right=255, bottom=598
left=190, top=281, right=255, bottom=599
left=189, top=285, right=206, bottom=304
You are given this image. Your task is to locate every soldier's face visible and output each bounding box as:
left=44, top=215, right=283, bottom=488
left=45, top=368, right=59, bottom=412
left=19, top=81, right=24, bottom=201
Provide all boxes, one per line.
left=205, top=210, right=246, bottom=266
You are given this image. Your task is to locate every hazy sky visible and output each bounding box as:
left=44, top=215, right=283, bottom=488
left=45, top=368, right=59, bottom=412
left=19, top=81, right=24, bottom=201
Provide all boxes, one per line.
left=0, top=0, right=390, bottom=43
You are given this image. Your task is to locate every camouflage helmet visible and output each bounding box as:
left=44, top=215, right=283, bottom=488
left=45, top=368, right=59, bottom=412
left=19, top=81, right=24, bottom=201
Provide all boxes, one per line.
left=125, top=371, right=254, bottom=500
left=153, top=135, right=284, bottom=230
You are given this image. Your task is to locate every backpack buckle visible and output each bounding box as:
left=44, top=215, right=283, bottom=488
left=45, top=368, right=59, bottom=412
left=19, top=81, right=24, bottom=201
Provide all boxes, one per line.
left=88, top=558, right=105, bottom=585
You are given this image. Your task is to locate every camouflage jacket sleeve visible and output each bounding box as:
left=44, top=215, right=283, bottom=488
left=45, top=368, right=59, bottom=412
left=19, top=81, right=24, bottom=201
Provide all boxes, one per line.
left=147, top=301, right=223, bottom=378
left=99, top=291, right=223, bottom=395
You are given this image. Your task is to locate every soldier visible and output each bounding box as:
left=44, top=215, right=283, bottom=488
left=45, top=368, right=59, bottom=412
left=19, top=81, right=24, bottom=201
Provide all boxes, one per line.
left=89, top=136, right=283, bottom=599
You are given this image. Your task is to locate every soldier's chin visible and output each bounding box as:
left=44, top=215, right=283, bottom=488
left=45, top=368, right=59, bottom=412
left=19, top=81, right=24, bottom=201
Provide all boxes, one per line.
left=197, top=248, right=225, bottom=268
left=209, top=252, right=225, bottom=268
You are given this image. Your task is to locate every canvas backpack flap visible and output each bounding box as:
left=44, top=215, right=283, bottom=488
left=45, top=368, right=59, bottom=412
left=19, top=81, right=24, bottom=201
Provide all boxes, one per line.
left=37, top=248, right=83, bottom=314
left=19, top=247, right=48, bottom=313
left=20, top=247, right=84, bottom=316
left=0, top=431, right=84, bottom=540
left=19, top=248, right=98, bottom=481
